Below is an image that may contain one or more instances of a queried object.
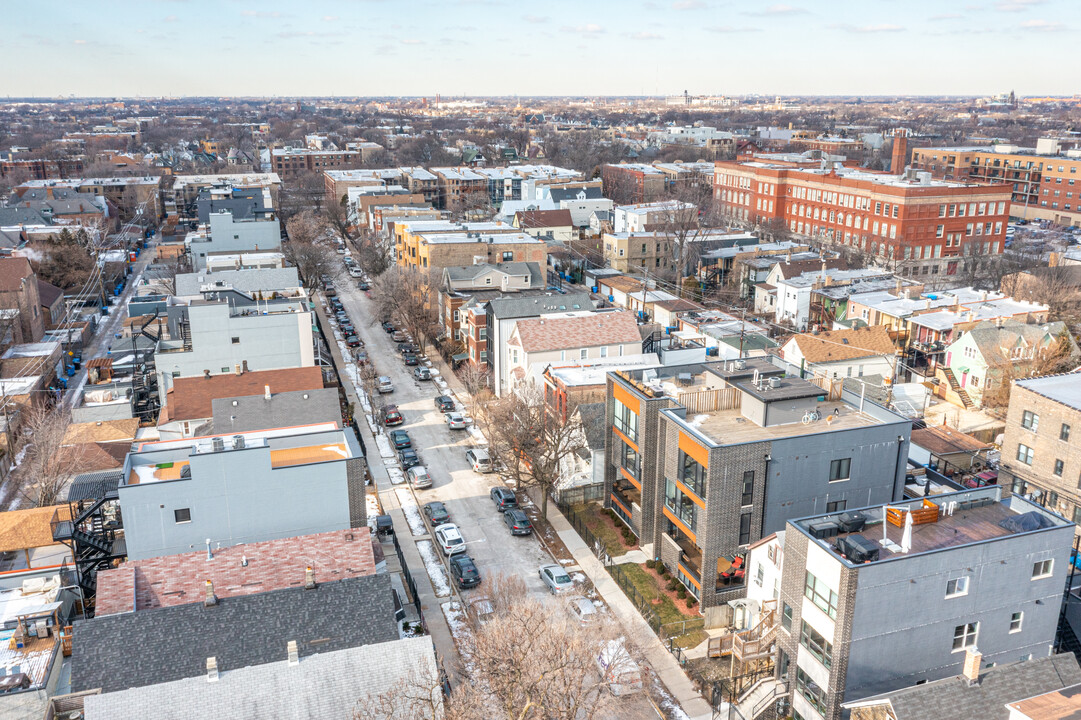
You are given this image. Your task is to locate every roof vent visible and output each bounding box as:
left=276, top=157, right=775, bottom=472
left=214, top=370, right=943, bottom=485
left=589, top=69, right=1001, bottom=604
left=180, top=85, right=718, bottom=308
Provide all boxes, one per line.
left=204, top=580, right=218, bottom=607
left=768, top=376, right=782, bottom=389
left=287, top=640, right=299, bottom=666
left=206, top=657, right=219, bottom=682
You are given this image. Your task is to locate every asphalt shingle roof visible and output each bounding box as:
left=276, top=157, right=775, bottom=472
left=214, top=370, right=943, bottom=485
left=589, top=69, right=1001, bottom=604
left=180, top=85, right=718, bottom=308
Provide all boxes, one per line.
left=514, top=310, right=640, bottom=353
left=210, top=387, right=341, bottom=434
left=159, top=366, right=325, bottom=424
left=486, top=292, right=594, bottom=319
left=72, top=573, right=398, bottom=694
left=787, top=325, right=896, bottom=364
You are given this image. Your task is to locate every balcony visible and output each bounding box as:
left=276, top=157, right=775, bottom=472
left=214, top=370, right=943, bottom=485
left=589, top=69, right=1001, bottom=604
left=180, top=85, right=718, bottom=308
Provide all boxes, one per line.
left=667, top=529, right=703, bottom=592
left=613, top=480, right=641, bottom=509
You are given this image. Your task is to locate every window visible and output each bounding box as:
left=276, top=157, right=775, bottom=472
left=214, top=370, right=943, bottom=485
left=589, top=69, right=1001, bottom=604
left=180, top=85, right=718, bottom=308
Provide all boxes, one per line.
left=679, top=451, right=706, bottom=497
left=1016, top=444, right=1034, bottom=465
left=174, top=508, right=192, bottom=523
left=946, top=577, right=969, bottom=598
left=755, top=563, right=764, bottom=587
left=805, top=571, right=839, bottom=619
left=613, top=397, right=638, bottom=443
left=826, top=500, right=847, bottom=513
left=1062, top=424, right=1071, bottom=442
left=741, top=471, right=754, bottom=506
left=796, top=668, right=828, bottom=716
left=800, top=621, right=833, bottom=669
left=829, top=458, right=851, bottom=482
left=171, top=370, right=181, bottom=378
left=580, top=348, right=588, bottom=360
left=953, top=622, right=979, bottom=651
left=739, top=512, right=752, bottom=545
left=221, top=367, right=230, bottom=373
left=1022, top=411, right=1039, bottom=431
left=231, top=337, right=240, bottom=344
left=1055, top=459, right=1065, bottom=477
left=781, top=602, right=793, bottom=632
left=1010, top=612, right=1023, bottom=633
left=664, top=478, right=698, bottom=532
left=620, top=440, right=640, bottom=479
left=1032, top=559, right=1054, bottom=579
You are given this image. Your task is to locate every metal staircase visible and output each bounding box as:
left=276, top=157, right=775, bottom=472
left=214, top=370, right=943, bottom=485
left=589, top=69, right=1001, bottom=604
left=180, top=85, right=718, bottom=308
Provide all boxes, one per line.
left=942, top=367, right=974, bottom=409
left=51, top=471, right=126, bottom=614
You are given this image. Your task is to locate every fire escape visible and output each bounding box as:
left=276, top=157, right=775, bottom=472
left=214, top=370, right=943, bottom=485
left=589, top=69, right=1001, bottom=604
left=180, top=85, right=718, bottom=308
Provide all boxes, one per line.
left=131, top=310, right=162, bottom=422
left=50, top=470, right=126, bottom=616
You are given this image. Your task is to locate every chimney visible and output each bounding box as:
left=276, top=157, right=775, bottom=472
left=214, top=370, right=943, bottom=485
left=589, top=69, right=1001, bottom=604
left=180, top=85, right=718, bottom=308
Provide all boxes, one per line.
left=891, top=129, right=909, bottom=174
left=264, top=385, right=271, bottom=400
left=1049, top=252, right=1059, bottom=268
left=287, top=640, right=299, bottom=666
left=980, top=290, right=988, bottom=302
left=206, top=657, right=219, bottom=682
left=204, top=580, right=218, bottom=607
left=962, top=646, right=982, bottom=686
left=204, top=369, right=211, bottom=379
left=894, top=278, right=903, bottom=295
left=304, top=566, right=316, bottom=589
left=824, top=274, right=833, bottom=288
left=242, top=360, right=249, bottom=373
left=821, top=261, right=827, bottom=274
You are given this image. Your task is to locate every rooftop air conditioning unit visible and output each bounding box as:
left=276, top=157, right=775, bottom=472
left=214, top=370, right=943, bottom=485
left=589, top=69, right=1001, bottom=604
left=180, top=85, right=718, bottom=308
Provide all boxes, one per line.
left=768, top=376, right=782, bottom=389
left=233, top=435, right=245, bottom=450
left=212, top=437, right=225, bottom=452
left=734, top=359, right=746, bottom=370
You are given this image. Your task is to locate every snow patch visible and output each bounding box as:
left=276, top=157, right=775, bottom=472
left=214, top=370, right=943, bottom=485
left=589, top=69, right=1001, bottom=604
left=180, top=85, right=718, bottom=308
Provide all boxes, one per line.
left=387, top=467, right=405, bottom=485
left=467, top=427, right=487, bottom=444
left=396, top=488, right=426, bottom=536
left=417, top=540, right=451, bottom=597
left=571, top=572, right=586, bottom=584
left=687, top=414, right=708, bottom=429
left=365, top=493, right=382, bottom=530
left=375, top=433, right=395, bottom=459
left=651, top=677, right=692, bottom=720
left=441, top=600, right=468, bottom=640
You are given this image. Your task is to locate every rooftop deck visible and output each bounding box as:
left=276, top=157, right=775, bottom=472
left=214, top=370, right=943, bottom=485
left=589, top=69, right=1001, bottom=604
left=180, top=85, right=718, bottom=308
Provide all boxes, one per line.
left=689, top=402, right=880, bottom=444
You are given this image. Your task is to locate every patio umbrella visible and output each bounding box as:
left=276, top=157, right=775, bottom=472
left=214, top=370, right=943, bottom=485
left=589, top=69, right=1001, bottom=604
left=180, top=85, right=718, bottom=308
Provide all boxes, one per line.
left=900, top=509, right=914, bottom=553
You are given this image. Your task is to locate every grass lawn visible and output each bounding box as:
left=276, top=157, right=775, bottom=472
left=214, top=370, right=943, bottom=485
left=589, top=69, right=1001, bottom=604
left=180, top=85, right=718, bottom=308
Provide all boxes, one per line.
left=615, top=563, right=707, bottom=649
left=576, top=504, right=633, bottom=558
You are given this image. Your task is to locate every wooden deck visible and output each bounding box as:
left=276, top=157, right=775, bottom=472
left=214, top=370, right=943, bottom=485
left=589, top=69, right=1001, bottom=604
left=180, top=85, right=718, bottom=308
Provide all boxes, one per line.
left=871, top=501, right=1019, bottom=559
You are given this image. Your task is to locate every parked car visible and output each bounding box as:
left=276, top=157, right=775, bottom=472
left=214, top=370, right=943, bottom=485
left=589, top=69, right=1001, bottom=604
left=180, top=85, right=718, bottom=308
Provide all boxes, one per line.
left=423, top=501, right=450, bottom=525
left=329, top=299, right=344, bottom=310
left=349, top=268, right=363, bottom=278
left=490, top=487, right=517, bottom=511
left=381, top=405, right=403, bottom=426
left=390, top=430, right=411, bottom=450
left=346, top=334, right=362, bottom=347
left=402, top=353, right=419, bottom=366
left=445, top=412, right=467, bottom=430
left=413, top=366, right=431, bottom=381
left=467, top=448, right=493, bottom=473
left=449, top=554, right=481, bottom=589
left=377, top=376, right=395, bottom=394
left=596, top=640, right=643, bottom=696
left=503, top=509, right=532, bottom=536
left=398, top=448, right=420, bottom=469
left=354, top=350, right=368, bottom=365
left=397, top=342, right=418, bottom=355
left=467, top=595, right=496, bottom=624
left=435, top=395, right=455, bottom=413
left=407, top=465, right=433, bottom=489
left=381, top=321, right=395, bottom=333
left=568, top=596, right=599, bottom=625
left=391, top=330, right=408, bottom=342
left=539, top=564, right=574, bottom=594
left=357, top=281, right=370, bottom=291
left=340, top=322, right=355, bottom=335
left=434, top=523, right=466, bottom=556
left=325, top=287, right=337, bottom=297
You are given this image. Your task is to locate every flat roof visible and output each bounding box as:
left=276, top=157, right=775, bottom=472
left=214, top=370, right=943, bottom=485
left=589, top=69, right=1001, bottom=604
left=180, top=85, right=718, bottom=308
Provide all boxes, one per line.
left=1015, top=373, right=1081, bottom=412
left=680, top=399, right=879, bottom=446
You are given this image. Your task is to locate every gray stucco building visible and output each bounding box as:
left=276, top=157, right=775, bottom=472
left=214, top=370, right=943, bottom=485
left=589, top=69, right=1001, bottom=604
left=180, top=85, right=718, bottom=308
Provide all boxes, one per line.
left=189, top=209, right=281, bottom=270
left=118, top=422, right=367, bottom=560
left=604, top=357, right=910, bottom=610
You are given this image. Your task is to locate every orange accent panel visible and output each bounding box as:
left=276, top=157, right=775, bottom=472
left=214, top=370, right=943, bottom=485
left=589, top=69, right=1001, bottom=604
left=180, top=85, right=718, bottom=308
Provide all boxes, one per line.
left=678, top=562, right=702, bottom=588
left=662, top=506, right=698, bottom=545
left=674, top=479, right=705, bottom=509
left=619, top=466, right=642, bottom=491
left=613, top=382, right=641, bottom=415
left=610, top=494, right=631, bottom=517
left=612, top=426, right=639, bottom=453
left=678, top=431, right=710, bottom=469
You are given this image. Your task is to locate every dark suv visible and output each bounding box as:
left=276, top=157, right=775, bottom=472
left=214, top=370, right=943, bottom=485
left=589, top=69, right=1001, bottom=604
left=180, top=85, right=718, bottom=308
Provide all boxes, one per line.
left=503, top=509, right=532, bottom=536
left=449, top=554, right=481, bottom=589
left=490, top=487, right=518, bottom=511
left=435, top=395, right=454, bottom=413
left=382, top=405, right=404, bottom=426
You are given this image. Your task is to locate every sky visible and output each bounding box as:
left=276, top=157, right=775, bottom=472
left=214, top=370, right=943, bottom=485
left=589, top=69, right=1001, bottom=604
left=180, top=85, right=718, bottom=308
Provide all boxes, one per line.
left=2, top=0, right=1078, bottom=98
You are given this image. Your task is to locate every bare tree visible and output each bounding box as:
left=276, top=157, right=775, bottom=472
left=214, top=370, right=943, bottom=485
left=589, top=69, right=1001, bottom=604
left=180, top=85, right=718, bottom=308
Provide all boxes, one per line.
left=369, top=267, right=439, bottom=354
left=324, top=194, right=354, bottom=242
left=485, top=384, right=585, bottom=519
left=980, top=329, right=1078, bottom=412
left=353, top=231, right=395, bottom=279
left=16, top=406, right=82, bottom=508
left=283, top=211, right=339, bottom=289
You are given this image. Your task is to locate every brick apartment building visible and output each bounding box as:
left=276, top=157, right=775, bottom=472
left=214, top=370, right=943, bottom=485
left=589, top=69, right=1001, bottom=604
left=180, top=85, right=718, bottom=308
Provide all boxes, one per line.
left=911, top=138, right=1081, bottom=227
left=271, top=147, right=379, bottom=181
left=714, top=159, right=1012, bottom=277
left=14, top=176, right=164, bottom=222
left=0, top=156, right=85, bottom=180
left=0, top=257, right=45, bottom=345
left=602, top=163, right=667, bottom=204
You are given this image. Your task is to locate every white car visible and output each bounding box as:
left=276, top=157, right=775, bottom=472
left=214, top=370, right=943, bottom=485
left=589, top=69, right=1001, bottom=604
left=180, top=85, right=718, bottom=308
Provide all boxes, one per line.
left=445, top=412, right=467, bottom=430
left=539, top=564, right=574, bottom=594
left=434, top=523, right=466, bottom=556
left=348, top=267, right=363, bottom=278
left=407, top=465, right=433, bottom=489
left=569, top=596, right=600, bottom=624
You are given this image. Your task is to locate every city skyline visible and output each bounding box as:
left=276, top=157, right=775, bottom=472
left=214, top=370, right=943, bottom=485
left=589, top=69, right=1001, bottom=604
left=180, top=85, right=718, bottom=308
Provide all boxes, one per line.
left=4, top=0, right=1078, bottom=98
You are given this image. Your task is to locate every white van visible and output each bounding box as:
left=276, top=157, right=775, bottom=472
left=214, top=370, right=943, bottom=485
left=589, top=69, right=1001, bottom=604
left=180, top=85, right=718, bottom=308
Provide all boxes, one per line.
left=596, top=640, right=643, bottom=696
left=465, top=448, right=492, bottom=473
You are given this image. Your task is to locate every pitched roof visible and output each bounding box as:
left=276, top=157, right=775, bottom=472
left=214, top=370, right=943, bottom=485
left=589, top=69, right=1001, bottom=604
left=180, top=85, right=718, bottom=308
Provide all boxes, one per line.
left=964, top=319, right=1072, bottom=367
left=0, top=505, right=71, bottom=553
left=787, top=325, right=896, bottom=364
left=71, top=573, right=398, bottom=694
left=550, top=186, right=605, bottom=202
left=576, top=402, right=606, bottom=450
left=911, top=424, right=993, bottom=456
left=82, top=637, right=438, bottom=720
left=159, top=367, right=324, bottom=424
left=845, top=653, right=1081, bottom=720
left=210, top=387, right=341, bottom=435
left=514, top=311, right=640, bottom=353
left=95, top=527, right=376, bottom=617
left=62, top=418, right=140, bottom=445
left=514, top=209, right=573, bottom=229
left=486, top=292, right=594, bottom=319
left=772, top=256, right=847, bottom=280
left=0, top=257, right=34, bottom=293
left=36, top=279, right=63, bottom=307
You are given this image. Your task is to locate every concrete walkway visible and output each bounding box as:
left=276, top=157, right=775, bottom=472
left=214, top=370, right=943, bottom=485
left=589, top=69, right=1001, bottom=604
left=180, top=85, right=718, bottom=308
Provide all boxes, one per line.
left=612, top=549, right=650, bottom=564
left=546, top=505, right=714, bottom=720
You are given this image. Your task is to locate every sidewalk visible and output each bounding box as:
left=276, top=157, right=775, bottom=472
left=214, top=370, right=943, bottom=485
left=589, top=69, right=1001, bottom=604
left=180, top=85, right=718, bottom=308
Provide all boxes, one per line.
left=547, top=504, right=714, bottom=720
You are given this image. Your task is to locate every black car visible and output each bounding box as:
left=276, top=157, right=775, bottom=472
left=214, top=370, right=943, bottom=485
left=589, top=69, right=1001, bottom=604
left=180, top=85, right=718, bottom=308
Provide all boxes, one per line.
left=503, top=509, right=532, bottom=536
left=423, top=501, right=450, bottom=525
left=449, top=554, right=481, bottom=589
left=390, top=430, right=411, bottom=450
left=346, top=335, right=362, bottom=347
left=403, top=353, right=419, bottom=366
left=490, top=487, right=518, bottom=512
left=398, top=448, right=420, bottom=469
left=382, top=321, right=395, bottom=333
left=397, top=342, right=418, bottom=355
left=340, top=323, right=355, bottom=335
left=358, top=281, right=370, bottom=291
left=329, top=299, right=344, bottom=311
left=435, top=395, right=455, bottom=413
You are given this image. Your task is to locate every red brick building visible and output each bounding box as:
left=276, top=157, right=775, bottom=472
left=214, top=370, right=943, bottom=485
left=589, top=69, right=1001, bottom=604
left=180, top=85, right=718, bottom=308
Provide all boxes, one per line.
left=714, top=160, right=1013, bottom=277
left=601, top=163, right=666, bottom=204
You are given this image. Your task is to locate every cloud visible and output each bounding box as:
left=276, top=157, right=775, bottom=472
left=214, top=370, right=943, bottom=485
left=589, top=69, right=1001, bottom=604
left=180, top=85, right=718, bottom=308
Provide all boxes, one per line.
left=400, top=38, right=424, bottom=45
left=746, top=4, right=807, bottom=16
left=705, top=25, right=763, bottom=33
left=164, top=14, right=178, bottom=22
left=241, top=10, right=283, bottom=18
left=561, top=23, right=606, bottom=35
left=72, top=39, right=88, bottom=45
left=830, top=23, right=905, bottom=33
left=321, top=15, right=339, bottom=22
left=628, top=31, right=664, bottom=39
left=996, top=0, right=1043, bottom=10
left=276, top=30, right=346, bottom=39
left=1019, top=18, right=1064, bottom=30
left=672, top=0, right=706, bottom=9
left=524, top=14, right=548, bottom=23
left=929, top=12, right=963, bottom=20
